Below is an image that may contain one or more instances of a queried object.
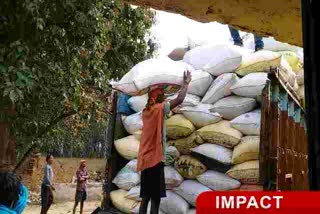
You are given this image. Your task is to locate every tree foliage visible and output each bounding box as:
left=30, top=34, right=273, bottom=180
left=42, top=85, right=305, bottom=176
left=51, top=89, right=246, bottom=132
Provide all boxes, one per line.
left=0, top=0, right=155, bottom=161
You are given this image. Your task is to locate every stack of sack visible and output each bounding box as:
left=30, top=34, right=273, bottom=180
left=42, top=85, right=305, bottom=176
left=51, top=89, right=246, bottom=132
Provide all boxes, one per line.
left=110, top=43, right=303, bottom=213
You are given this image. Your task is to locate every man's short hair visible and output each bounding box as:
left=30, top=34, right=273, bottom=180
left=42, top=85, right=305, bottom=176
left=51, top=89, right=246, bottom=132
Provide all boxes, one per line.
left=46, top=154, right=53, bottom=162
left=0, top=171, right=20, bottom=207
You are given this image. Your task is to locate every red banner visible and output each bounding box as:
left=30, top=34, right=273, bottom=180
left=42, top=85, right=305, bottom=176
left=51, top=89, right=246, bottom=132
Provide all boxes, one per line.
left=197, top=191, right=320, bottom=214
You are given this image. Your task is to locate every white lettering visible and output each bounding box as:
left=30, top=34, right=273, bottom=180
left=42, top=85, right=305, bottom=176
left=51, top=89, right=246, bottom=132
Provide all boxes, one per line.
left=216, top=196, right=219, bottom=209
left=260, top=196, right=272, bottom=209
left=247, top=196, right=259, bottom=209
left=221, top=196, right=234, bottom=209
left=236, top=196, right=247, bottom=209
left=273, top=196, right=283, bottom=209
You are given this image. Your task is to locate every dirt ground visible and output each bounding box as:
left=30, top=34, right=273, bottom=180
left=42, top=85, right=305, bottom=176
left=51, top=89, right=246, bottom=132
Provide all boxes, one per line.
left=23, top=201, right=101, bottom=214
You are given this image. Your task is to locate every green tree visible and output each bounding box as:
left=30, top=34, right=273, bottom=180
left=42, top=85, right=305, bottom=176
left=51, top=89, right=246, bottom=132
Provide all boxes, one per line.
left=0, top=0, right=155, bottom=170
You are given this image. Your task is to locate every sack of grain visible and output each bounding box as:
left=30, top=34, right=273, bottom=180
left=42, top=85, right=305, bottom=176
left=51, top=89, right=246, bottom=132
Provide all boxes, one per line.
left=125, top=159, right=138, bottom=172
left=111, top=190, right=140, bottom=213
left=114, top=135, right=140, bottom=160
left=278, top=51, right=303, bottom=72
left=211, top=96, right=257, bottom=120
left=196, top=120, right=243, bottom=148
left=160, top=191, right=189, bottom=214
left=165, top=146, right=180, bottom=166
left=196, top=170, right=241, bottom=190
left=202, top=73, right=239, bottom=104
left=227, top=160, right=259, bottom=184
left=166, top=114, right=195, bottom=139
left=165, top=166, right=184, bottom=189
left=263, top=37, right=303, bottom=53
left=235, top=50, right=281, bottom=76
left=183, top=45, right=251, bottom=76
left=174, top=155, right=207, bottom=179
left=110, top=57, right=190, bottom=96
left=126, top=185, right=141, bottom=201
left=187, top=70, right=214, bottom=97
left=297, top=85, right=304, bottom=100
left=180, top=104, right=222, bottom=128
left=230, top=109, right=261, bottom=135
left=174, top=180, right=210, bottom=206
left=278, top=58, right=298, bottom=91
left=297, top=69, right=304, bottom=85
left=133, top=130, right=142, bottom=140
left=167, top=94, right=201, bottom=108
left=122, top=112, right=143, bottom=135
left=112, top=165, right=140, bottom=190
left=128, top=95, right=148, bottom=113
left=232, top=136, right=260, bottom=165
left=191, top=144, right=232, bottom=173
left=168, top=133, right=203, bottom=155
left=230, top=73, right=268, bottom=98
left=168, top=48, right=189, bottom=61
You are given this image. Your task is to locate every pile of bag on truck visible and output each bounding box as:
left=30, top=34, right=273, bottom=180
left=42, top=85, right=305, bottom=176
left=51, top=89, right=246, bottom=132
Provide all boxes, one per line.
left=110, top=42, right=304, bottom=213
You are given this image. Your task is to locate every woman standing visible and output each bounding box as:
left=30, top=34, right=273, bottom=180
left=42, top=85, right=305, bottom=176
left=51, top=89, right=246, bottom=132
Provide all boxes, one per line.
left=137, top=71, right=191, bottom=214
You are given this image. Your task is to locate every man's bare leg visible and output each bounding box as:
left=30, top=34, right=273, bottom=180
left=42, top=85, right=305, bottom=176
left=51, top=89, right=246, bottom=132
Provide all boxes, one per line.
left=73, top=201, right=79, bottom=214
left=80, top=201, right=84, bottom=214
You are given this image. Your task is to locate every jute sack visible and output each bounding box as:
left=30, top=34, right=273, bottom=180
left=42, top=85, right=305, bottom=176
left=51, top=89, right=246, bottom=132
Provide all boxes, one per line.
left=297, top=69, right=304, bottom=85
left=196, top=120, right=243, bottom=148
left=165, top=166, right=184, bottom=189
left=174, top=180, right=210, bottom=206
left=196, top=170, right=241, bottom=191
left=126, top=185, right=141, bottom=201
left=181, top=104, right=222, bottom=128
left=230, top=109, right=261, bottom=135
left=166, top=114, right=195, bottom=139
left=202, top=73, right=239, bottom=104
left=278, top=51, right=303, bottom=72
left=110, top=189, right=140, bottom=213
left=187, top=70, right=214, bottom=97
left=160, top=191, right=190, bottom=214
left=128, top=94, right=148, bottom=113
left=112, top=165, right=140, bottom=190
left=230, top=73, right=268, bottom=98
left=110, top=57, right=189, bottom=96
left=114, top=135, right=140, bottom=160
left=232, top=136, right=260, bottom=165
left=235, top=50, right=281, bottom=76
left=211, top=96, right=257, bottom=120
left=165, top=146, right=180, bottom=166
left=174, top=155, right=207, bottom=179
left=167, top=133, right=203, bottom=155
left=122, top=112, right=143, bottom=135
left=227, top=160, right=259, bottom=184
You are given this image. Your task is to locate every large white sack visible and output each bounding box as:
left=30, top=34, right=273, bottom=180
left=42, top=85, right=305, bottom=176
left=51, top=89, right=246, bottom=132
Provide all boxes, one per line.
left=263, top=37, right=303, bottom=53
left=202, top=73, right=239, bottom=104
left=211, top=96, right=257, bottom=120
left=196, top=170, right=241, bottom=191
left=231, top=109, right=261, bottom=135
left=126, top=185, right=141, bottom=201
left=114, top=135, right=140, bottom=160
left=183, top=45, right=251, bottom=76
left=110, top=189, right=140, bottom=214
left=174, top=180, right=210, bottom=206
left=111, top=57, right=189, bottom=96
left=180, top=104, right=222, bottom=128
left=167, top=94, right=201, bottom=107
left=230, top=73, right=268, bottom=98
left=128, top=95, right=148, bottom=112
left=160, top=191, right=189, bottom=214
left=187, top=70, right=214, bottom=97
left=125, top=159, right=138, bottom=172
left=112, top=165, right=140, bottom=190
left=165, top=166, right=184, bottom=189
left=122, top=112, right=143, bottom=135
left=191, top=144, right=232, bottom=165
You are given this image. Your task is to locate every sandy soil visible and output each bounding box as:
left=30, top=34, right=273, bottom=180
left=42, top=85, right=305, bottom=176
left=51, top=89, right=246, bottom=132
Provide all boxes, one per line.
left=23, top=201, right=101, bottom=214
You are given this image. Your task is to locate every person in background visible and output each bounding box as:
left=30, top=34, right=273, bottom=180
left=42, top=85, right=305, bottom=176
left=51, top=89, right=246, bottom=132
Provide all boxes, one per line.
left=73, top=160, right=89, bottom=214
left=137, top=71, right=192, bottom=214
left=228, top=26, right=264, bottom=52
left=0, top=171, right=28, bottom=214
left=40, top=154, right=54, bottom=214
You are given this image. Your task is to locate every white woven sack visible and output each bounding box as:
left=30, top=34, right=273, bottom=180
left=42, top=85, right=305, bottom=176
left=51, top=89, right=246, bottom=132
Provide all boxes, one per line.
left=114, top=135, right=140, bottom=160
left=112, top=165, right=140, bottom=190
left=128, top=95, right=148, bottom=112
left=167, top=94, right=201, bottom=107
left=191, top=144, right=232, bottom=165
left=230, top=73, right=268, bottom=98
left=202, top=73, right=239, bottom=104
left=231, top=109, right=261, bottom=135
left=183, top=45, right=251, bottom=76
left=181, top=104, right=222, bottom=128
left=160, top=191, right=189, bottom=214
left=196, top=170, right=241, bottom=191
left=263, top=37, right=303, bottom=52
left=126, top=185, right=141, bottom=201
left=211, top=96, right=257, bottom=120
left=110, top=190, right=140, bottom=214
left=187, top=70, right=213, bottom=97
left=111, top=57, right=189, bottom=95
left=165, top=166, right=184, bottom=189
left=174, top=180, right=210, bottom=206
left=122, top=112, right=143, bottom=135
left=125, top=159, right=138, bottom=172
